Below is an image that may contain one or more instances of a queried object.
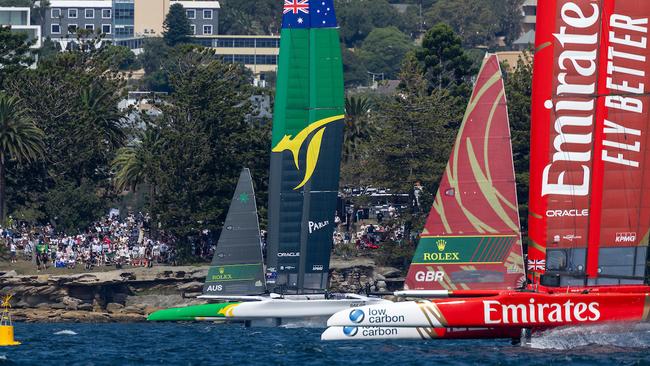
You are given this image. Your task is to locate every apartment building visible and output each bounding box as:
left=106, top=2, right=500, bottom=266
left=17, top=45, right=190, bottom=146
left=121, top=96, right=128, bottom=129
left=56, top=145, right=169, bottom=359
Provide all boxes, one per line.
left=44, top=1, right=112, bottom=42
left=134, top=0, right=219, bottom=38
left=43, top=0, right=219, bottom=48
left=113, top=0, right=134, bottom=38
left=194, top=35, right=280, bottom=75
left=37, top=0, right=275, bottom=78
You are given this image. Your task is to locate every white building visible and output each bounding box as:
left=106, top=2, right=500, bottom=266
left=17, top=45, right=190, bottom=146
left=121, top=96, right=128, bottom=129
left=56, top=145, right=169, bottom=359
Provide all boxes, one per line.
left=513, top=0, right=536, bottom=50
left=0, top=7, right=42, bottom=48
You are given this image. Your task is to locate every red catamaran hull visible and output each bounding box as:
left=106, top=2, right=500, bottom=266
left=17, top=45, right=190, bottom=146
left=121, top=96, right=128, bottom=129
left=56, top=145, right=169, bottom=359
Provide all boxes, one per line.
left=326, top=285, right=650, bottom=336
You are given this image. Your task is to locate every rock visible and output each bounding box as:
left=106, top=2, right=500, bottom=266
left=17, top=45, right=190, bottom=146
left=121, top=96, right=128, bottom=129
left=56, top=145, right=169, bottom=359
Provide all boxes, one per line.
left=49, top=303, right=66, bottom=310
left=106, top=303, right=124, bottom=314
left=143, top=306, right=157, bottom=316
left=119, top=272, right=136, bottom=281
left=1, top=270, right=17, bottom=278
left=60, top=311, right=84, bottom=321
left=77, top=303, right=93, bottom=311
left=111, top=293, right=129, bottom=304
left=0, top=265, right=220, bottom=322
left=62, top=296, right=82, bottom=311
left=123, top=305, right=145, bottom=315
left=178, top=281, right=203, bottom=292
left=330, top=256, right=376, bottom=270
left=108, top=313, right=145, bottom=322
left=376, top=267, right=402, bottom=278
left=81, top=312, right=111, bottom=322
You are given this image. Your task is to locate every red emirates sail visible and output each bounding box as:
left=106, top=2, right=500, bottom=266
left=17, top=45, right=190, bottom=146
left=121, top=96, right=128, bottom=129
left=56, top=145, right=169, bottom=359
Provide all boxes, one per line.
left=405, top=54, right=525, bottom=291
left=528, top=0, right=650, bottom=285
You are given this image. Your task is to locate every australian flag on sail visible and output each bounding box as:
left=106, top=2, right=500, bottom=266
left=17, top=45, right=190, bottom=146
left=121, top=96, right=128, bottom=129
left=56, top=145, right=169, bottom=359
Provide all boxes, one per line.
left=282, top=0, right=337, bottom=29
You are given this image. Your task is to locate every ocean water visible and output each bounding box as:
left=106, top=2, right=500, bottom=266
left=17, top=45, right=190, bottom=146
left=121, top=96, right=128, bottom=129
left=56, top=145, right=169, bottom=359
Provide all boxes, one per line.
left=1, top=322, right=649, bottom=366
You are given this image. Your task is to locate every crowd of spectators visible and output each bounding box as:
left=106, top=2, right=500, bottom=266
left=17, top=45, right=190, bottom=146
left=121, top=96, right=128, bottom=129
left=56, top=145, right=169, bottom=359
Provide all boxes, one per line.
left=332, top=202, right=408, bottom=251
left=1, top=213, right=182, bottom=271
left=333, top=222, right=406, bottom=250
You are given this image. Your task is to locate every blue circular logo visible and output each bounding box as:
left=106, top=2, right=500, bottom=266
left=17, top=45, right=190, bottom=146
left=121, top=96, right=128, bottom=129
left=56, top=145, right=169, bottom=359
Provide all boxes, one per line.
left=343, top=326, right=358, bottom=337
left=349, top=309, right=365, bottom=324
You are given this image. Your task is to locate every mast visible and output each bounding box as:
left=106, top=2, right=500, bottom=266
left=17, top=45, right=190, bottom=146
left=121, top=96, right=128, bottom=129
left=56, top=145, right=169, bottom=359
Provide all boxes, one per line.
left=404, top=54, right=525, bottom=291
left=202, top=168, right=266, bottom=296
left=526, top=0, right=556, bottom=284
left=265, top=0, right=345, bottom=294
left=529, top=0, right=650, bottom=286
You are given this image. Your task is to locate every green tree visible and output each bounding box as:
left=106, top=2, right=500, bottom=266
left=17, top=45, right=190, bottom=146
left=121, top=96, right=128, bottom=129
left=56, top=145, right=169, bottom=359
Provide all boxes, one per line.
left=343, top=95, right=375, bottom=162
left=0, top=26, right=34, bottom=87
left=139, top=38, right=170, bottom=74
left=358, top=27, right=413, bottom=79
left=359, top=56, right=458, bottom=194
left=219, top=8, right=259, bottom=35
left=138, top=38, right=172, bottom=92
left=137, top=50, right=269, bottom=256
left=163, top=3, right=192, bottom=47
left=113, top=128, right=163, bottom=193
left=335, top=0, right=406, bottom=47
left=0, top=0, right=31, bottom=6
left=491, top=0, right=524, bottom=46
left=425, top=0, right=498, bottom=47
left=95, top=44, right=139, bottom=71
left=0, top=93, right=44, bottom=222
left=44, top=181, right=105, bottom=233
left=5, top=37, right=129, bottom=227
left=415, top=23, right=476, bottom=99
left=36, top=38, right=61, bottom=63
left=342, top=48, right=369, bottom=88
left=218, top=0, right=282, bottom=35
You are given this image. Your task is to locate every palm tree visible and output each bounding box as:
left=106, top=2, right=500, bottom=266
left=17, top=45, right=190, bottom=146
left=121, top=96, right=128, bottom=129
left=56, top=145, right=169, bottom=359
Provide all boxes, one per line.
left=343, top=95, right=375, bottom=162
left=0, top=93, right=45, bottom=222
left=112, top=128, right=164, bottom=204
left=78, top=84, right=126, bottom=150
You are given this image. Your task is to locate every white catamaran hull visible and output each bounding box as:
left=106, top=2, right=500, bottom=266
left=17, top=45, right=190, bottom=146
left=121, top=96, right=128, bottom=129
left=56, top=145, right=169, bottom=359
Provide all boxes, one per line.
left=322, top=326, right=435, bottom=340
left=219, top=295, right=390, bottom=321
left=321, top=326, right=520, bottom=341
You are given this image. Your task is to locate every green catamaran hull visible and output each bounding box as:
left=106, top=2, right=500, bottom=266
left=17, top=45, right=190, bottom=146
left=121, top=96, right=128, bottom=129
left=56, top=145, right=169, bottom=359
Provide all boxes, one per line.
left=146, top=303, right=237, bottom=322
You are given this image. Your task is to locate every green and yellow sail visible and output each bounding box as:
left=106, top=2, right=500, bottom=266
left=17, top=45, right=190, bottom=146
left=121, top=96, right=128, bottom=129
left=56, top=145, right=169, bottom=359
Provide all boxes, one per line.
left=265, top=0, right=345, bottom=293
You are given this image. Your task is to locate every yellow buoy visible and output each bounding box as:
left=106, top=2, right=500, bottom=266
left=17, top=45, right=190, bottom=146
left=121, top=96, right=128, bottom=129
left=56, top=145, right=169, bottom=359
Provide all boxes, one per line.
left=0, top=295, right=20, bottom=346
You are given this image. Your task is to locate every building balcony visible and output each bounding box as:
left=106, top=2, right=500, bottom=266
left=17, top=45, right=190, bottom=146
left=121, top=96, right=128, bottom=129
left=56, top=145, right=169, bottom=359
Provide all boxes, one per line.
left=523, top=15, right=536, bottom=24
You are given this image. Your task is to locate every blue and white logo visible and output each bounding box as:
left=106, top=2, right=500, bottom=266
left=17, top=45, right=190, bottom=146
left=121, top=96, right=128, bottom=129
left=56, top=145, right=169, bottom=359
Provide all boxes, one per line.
left=349, top=309, right=365, bottom=324
left=343, top=326, right=358, bottom=337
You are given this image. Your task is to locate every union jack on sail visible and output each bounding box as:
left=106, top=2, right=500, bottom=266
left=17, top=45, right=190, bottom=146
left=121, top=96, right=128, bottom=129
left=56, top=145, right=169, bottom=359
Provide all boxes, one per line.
left=527, top=259, right=545, bottom=272
left=284, top=0, right=310, bottom=14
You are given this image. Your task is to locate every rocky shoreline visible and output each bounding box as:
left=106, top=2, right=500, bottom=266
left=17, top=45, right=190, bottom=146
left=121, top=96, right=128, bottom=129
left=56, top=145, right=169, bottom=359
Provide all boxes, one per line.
left=0, top=257, right=403, bottom=323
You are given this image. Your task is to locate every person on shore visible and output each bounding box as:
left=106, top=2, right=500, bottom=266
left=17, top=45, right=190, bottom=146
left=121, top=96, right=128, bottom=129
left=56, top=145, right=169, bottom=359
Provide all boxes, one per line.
left=9, top=241, right=17, bottom=263
left=36, top=238, right=48, bottom=271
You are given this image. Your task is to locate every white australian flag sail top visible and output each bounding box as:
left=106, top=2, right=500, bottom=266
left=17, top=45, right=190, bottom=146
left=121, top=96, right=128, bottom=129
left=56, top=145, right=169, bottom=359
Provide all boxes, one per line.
left=282, top=0, right=337, bottom=29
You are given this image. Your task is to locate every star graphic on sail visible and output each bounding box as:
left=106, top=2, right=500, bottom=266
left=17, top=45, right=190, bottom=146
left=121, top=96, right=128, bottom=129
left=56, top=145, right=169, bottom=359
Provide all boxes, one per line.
left=238, top=193, right=249, bottom=203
